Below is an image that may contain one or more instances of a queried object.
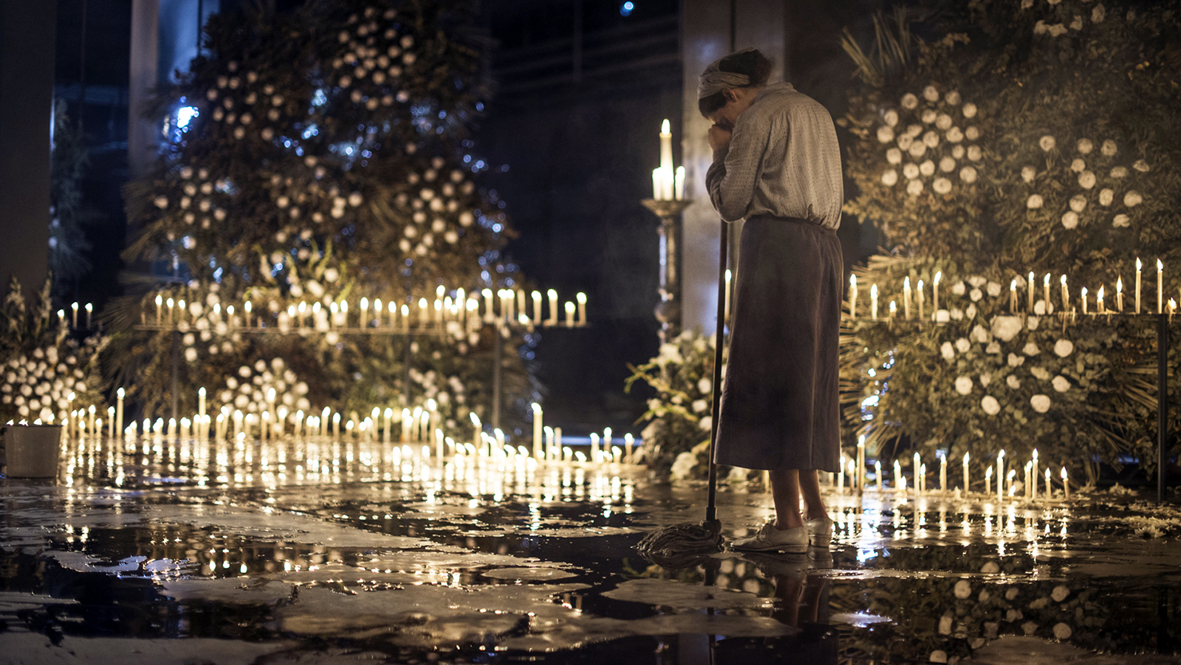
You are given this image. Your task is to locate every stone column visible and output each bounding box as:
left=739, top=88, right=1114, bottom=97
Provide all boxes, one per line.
left=679, top=0, right=787, bottom=335
left=0, top=1, right=57, bottom=299
left=129, top=0, right=160, bottom=178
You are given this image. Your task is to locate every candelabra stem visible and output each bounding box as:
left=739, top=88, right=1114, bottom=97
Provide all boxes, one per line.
left=1159, top=314, right=1169, bottom=504
left=642, top=199, right=692, bottom=343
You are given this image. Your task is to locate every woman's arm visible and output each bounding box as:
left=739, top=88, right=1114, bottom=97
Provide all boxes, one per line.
left=705, top=113, right=769, bottom=222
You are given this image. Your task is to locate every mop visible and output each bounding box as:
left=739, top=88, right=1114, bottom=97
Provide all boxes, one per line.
left=636, top=219, right=729, bottom=568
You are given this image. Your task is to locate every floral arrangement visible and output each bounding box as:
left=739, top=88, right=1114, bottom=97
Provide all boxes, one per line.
left=626, top=329, right=726, bottom=478
left=0, top=279, right=106, bottom=423
left=839, top=0, right=1181, bottom=481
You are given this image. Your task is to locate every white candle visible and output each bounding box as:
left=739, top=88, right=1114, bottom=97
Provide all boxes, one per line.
left=1027, top=271, right=1035, bottom=313
left=1007, top=469, right=1017, bottom=498
left=916, top=279, right=924, bottom=320
left=940, top=454, right=947, bottom=492
left=1098, top=285, right=1105, bottom=314
left=494, top=428, right=506, bottom=456
left=870, top=284, right=878, bottom=320
left=1032, top=449, right=1039, bottom=500
left=1158, top=259, right=1164, bottom=314
left=544, top=425, right=554, bottom=461
left=555, top=427, right=563, bottom=460
left=985, top=465, right=992, bottom=497
left=564, top=301, right=575, bottom=327
left=576, top=292, right=587, bottom=325
left=856, top=435, right=865, bottom=491
left=532, top=403, right=543, bottom=461
left=1043, top=273, right=1052, bottom=314
left=1061, top=275, right=1069, bottom=313
left=660, top=119, right=673, bottom=171
left=1045, top=468, right=1052, bottom=498
left=547, top=289, right=558, bottom=324
left=894, top=459, right=902, bottom=492
left=624, top=433, right=634, bottom=463
left=674, top=166, right=685, bottom=200
left=996, top=449, right=1005, bottom=501
left=1010, top=278, right=1018, bottom=313
left=1117, top=277, right=1124, bottom=313
left=875, top=461, right=883, bottom=491
left=913, top=452, right=920, bottom=493
left=651, top=168, right=662, bottom=200
left=903, top=277, right=911, bottom=319
left=963, top=452, right=970, bottom=494
left=1061, top=467, right=1069, bottom=500
left=532, top=291, right=542, bottom=324
left=590, top=432, right=600, bottom=464
left=1082, top=287, right=1089, bottom=315
left=153, top=296, right=160, bottom=325
left=933, top=271, right=942, bottom=315
left=849, top=274, right=857, bottom=319
left=198, top=387, right=206, bottom=422
left=85, top=303, right=93, bottom=329
left=116, top=388, right=125, bottom=438
left=1136, top=258, right=1143, bottom=314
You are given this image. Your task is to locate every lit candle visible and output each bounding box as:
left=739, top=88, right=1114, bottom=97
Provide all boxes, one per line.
left=88, top=405, right=96, bottom=434
left=916, top=279, right=925, bottom=320
left=198, top=386, right=206, bottom=428
left=903, top=277, right=912, bottom=319
left=1081, top=287, right=1089, bottom=315
left=985, top=465, right=993, bottom=497
left=1170, top=298, right=1178, bottom=325
left=590, top=432, right=600, bottom=464
left=1060, top=275, right=1069, bottom=313
left=1046, top=468, right=1052, bottom=498
left=515, top=289, right=525, bottom=324
left=660, top=119, right=673, bottom=199
left=555, top=427, right=563, bottom=460
left=870, top=284, right=878, bottom=320
left=418, top=297, right=429, bottom=325
left=1027, top=271, right=1035, bottom=313
left=996, top=449, right=1005, bottom=501
left=894, top=459, right=902, bottom=492
left=1098, top=285, right=1105, bottom=314
left=920, top=464, right=927, bottom=493
left=913, top=452, right=920, bottom=493
left=360, top=297, right=369, bottom=328
left=1007, top=469, right=1017, bottom=498
left=1032, top=448, right=1039, bottom=500
left=154, top=296, right=161, bottom=324
left=565, top=301, right=575, bottom=327
left=889, top=300, right=896, bottom=320
left=651, top=168, right=662, bottom=200
left=1136, top=258, right=1143, bottom=314
left=1024, top=462, right=1031, bottom=499
left=532, top=291, right=542, bottom=324
left=85, top=303, right=93, bottom=329
left=532, top=403, right=543, bottom=461
left=547, top=289, right=558, bottom=325
left=1010, top=278, right=1017, bottom=313
left=963, top=452, right=970, bottom=494
left=724, top=269, right=732, bottom=324
left=107, top=407, right=114, bottom=438
left=244, top=300, right=252, bottom=327
left=857, top=435, right=866, bottom=492
left=114, top=387, right=125, bottom=439
left=1158, top=259, right=1164, bottom=314
left=674, top=166, right=685, bottom=200
left=933, top=271, right=942, bottom=315
left=624, top=433, right=634, bottom=463
left=849, top=274, right=857, bottom=319
left=875, top=460, right=883, bottom=491
left=1117, top=277, right=1124, bottom=313
left=576, top=292, right=587, bottom=325
left=939, top=453, right=947, bottom=492
left=1041, top=274, right=1050, bottom=314
left=371, top=300, right=381, bottom=328
left=57, top=309, right=65, bottom=328
left=333, top=412, right=341, bottom=439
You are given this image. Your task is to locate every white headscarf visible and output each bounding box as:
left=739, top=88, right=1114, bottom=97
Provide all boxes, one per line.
left=697, top=49, right=754, bottom=99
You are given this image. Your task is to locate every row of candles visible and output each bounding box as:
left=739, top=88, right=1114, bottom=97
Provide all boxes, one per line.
left=836, top=438, right=1071, bottom=501
left=56, top=303, right=95, bottom=330
left=651, top=119, right=686, bottom=201
left=146, top=286, right=589, bottom=330
left=27, top=390, right=636, bottom=468
left=849, top=259, right=1177, bottom=322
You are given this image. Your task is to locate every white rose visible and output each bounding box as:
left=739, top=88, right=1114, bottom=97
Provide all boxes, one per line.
left=698, top=415, right=711, bottom=432
left=952, top=145, right=965, bottom=159
left=1133, top=159, right=1150, bottom=172
left=1054, top=623, right=1073, bottom=640
left=1069, top=195, right=1087, bottom=212
left=986, top=341, right=1001, bottom=354
left=939, top=156, right=956, bottom=172
left=970, top=288, right=983, bottom=302
left=923, top=85, right=939, bottom=102
left=877, top=126, right=895, bottom=143
left=1054, top=339, right=1074, bottom=357
left=1124, top=191, right=1143, bottom=207
left=1027, top=194, right=1044, bottom=209
left=1031, top=394, right=1051, bottom=413
left=1077, top=138, right=1093, bottom=154
left=965, top=126, right=980, bottom=141
left=946, top=127, right=964, bottom=143
left=1007, top=375, right=1021, bottom=389
left=907, top=180, right=924, bottom=196
left=920, top=160, right=936, bottom=176
left=1112, top=214, right=1130, bottom=228
left=981, top=395, right=1001, bottom=415
left=992, top=316, right=1023, bottom=341
left=1110, top=166, right=1127, bottom=179
left=698, top=378, right=712, bottom=394
left=883, top=109, right=899, bottom=127
left=922, top=109, right=937, bottom=124
left=1101, top=139, right=1118, bottom=156
left=1092, top=4, right=1105, bottom=22
left=970, top=324, right=990, bottom=343
left=1061, top=211, right=1079, bottom=229
left=1023, top=342, right=1040, bottom=356
left=1031, top=366, right=1051, bottom=380
left=954, top=580, right=972, bottom=599
left=1078, top=171, right=1096, bottom=189
left=909, top=141, right=927, bottom=158
left=881, top=170, right=899, bottom=186
left=1009, top=353, right=1026, bottom=367
left=1071, top=158, right=1086, bottom=173
left=951, top=308, right=964, bottom=320
left=952, top=281, right=966, bottom=295
left=886, top=147, right=903, bottom=164
left=1021, top=166, right=1036, bottom=183
left=1039, top=135, right=1056, bottom=152
left=936, top=113, right=952, bottom=130
left=901, top=93, right=919, bottom=109
left=981, top=373, right=992, bottom=388
left=923, top=131, right=940, bottom=148
left=941, top=342, right=956, bottom=360
left=966, top=304, right=978, bottom=320
left=987, top=281, right=1002, bottom=297
left=960, top=166, right=978, bottom=183
left=1099, top=188, right=1114, bottom=206
left=1051, top=585, right=1071, bottom=602
left=933, top=178, right=952, bottom=194
left=898, top=134, right=913, bottom=150
left=692, top=399, right=709, bottom=413
left=903, top=163, right=920, bottom=180
left=1027, top=316, right=1041, bottom=329
left=955, top=376, right=973, bottom=395
left=1052, top=376, right=1071, bottom=392
left=963, top=103, right=977, bottom=118
left=956, top=338, right=971, bottom=353
left=1048, top=23, right=1067, bottom=37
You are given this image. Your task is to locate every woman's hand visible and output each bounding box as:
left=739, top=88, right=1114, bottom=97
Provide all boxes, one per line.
left=708, top=124, right=732, bottom=152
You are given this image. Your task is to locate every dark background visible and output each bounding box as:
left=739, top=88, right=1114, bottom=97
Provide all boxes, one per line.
left=53, top=0, right=889, bottom=436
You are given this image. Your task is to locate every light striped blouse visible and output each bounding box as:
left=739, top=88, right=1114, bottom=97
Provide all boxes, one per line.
left=706, top=82, right=843, bottom=229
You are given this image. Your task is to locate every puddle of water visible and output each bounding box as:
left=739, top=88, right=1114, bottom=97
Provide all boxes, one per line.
left=1, top=434, right=1180, bottom=663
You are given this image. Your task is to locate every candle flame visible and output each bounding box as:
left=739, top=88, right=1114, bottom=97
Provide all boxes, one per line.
left=934, top=271, right=942, bottom=285
left=1033, top=448, right=1038, bottom=460
left=661, top=119, right=670, bottom=134
left=198, top=387, right=205, bottom=397
left=1010, top=278, right=1017, bottom=289
left=1117, top=277, right=1123, bottom=292
left=1137, top=257, right=1142, bottom=270
left=1098, top=285, right=1105, bottom=300
left=963, top=452, right=969, bottom=463
left=576, top=292, right=587, bottom=303
left=917, top=279, right=924, bottom=290
left=904, top=276, right=911, bottom=289
left=870, top=284, right=878, bottom=297
left=1061, top=466, right=1068, bottom=479
left=850, top=274, right=857, bottom=287
left=998, top=449, right=1005, bottom=458
left=1159, top=259, right=1164, bottom=271
left=1043, top=273, right=1051, bottom=287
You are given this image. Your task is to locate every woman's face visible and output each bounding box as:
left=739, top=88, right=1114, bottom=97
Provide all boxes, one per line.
left=708, top=87, right=759, bottom=129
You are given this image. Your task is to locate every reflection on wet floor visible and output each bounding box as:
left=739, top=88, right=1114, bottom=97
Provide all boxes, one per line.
left=2, top=434, right=1181, bottom=663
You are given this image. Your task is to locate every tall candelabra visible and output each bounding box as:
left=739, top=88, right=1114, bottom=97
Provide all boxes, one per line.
left=642, top=199, right=692, bottom=343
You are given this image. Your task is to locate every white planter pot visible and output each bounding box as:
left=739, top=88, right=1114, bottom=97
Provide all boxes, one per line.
left=1, top=424, right=63, bottom=478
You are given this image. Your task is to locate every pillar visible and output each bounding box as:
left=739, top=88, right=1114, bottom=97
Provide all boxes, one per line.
left=0, top=0, right=57, bottom=299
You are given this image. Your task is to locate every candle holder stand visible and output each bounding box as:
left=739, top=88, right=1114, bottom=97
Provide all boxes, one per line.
left=641, top=199, right=692, bottom=343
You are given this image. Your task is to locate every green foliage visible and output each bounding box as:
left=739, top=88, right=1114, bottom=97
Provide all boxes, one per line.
left=49, top=101, right=99, bottom=298
left=840, top=0, right=1181, bottom=479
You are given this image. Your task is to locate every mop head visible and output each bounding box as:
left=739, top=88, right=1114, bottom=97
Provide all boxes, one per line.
left=636, top=519, right=723, bottom=569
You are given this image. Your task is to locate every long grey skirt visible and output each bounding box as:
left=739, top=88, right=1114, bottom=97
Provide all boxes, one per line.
left=713, top=215, right=842, bottom=472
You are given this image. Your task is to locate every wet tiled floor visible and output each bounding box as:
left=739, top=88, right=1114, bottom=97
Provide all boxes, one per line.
left=2, top=435, right=1181, bottom=663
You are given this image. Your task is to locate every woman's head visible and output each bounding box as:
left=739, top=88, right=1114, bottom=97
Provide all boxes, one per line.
left=698, top=48, right=773, bottom=126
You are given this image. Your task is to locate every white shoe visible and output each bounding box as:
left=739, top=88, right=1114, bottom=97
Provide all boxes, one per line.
left=730, top=521, right=807, bottom=553
left=804, top=515, right=834, bottom=548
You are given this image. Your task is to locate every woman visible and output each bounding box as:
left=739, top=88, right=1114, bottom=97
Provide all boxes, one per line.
left=699, top=49, right=843, bottom=553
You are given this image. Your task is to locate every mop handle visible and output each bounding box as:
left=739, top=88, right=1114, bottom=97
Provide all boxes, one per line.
left=705, top=219, right=728, bottom=523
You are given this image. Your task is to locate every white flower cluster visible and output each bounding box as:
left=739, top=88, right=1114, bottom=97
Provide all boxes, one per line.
left=173, top=286, right=241, bottom=362
left=395, top=156, right=477, bottom=258
left=153, top=166, right=229, bottom=233
left=218, top=357, right=310, bottom=413
left=1028, top=1, right=1107, bottom=36
left=204, top=60, right=280, bottom=142
left=332, top=8, right=415, bottom=109
left=1022, top=135, right=1149, bottom=229
left=1, top=347, right=85, bottom=420
left=877, top=85, right=982, bottom=197
left=265, top=170, right=365, bottom=238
